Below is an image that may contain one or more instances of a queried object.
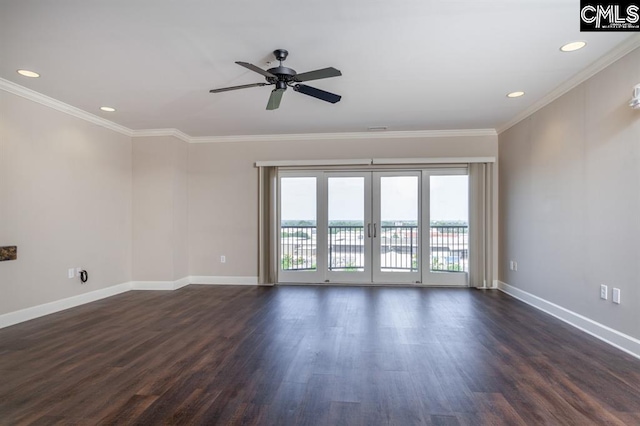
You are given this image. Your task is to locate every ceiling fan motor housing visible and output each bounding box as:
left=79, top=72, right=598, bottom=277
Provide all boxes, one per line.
left=266, top=49, right=297, bottom=87
left=266, top=66, right=297, bottom=85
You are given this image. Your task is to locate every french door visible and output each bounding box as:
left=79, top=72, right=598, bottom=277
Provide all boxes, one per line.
left=421, top=170, right=469, bottom=286
left=278, top=169, right=467, bottom=285
left=321, top=171, right=421, bottom=284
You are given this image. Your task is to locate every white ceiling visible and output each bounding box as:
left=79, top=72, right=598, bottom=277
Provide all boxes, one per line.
left=0, top=1, right=637, bottom=137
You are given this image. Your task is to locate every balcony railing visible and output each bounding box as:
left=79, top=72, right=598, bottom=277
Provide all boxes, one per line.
left=280, top=226, right=316, bottom=271
left=280, top=225, right=468, bottom=273
left=328, top=226, right=365, bottom=270
left=429, top=226, right=468, bottom=272
left=379, top=226, right=418, bottom=271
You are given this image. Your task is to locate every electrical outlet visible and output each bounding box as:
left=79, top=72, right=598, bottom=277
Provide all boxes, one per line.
left=600, top=284, right=608, bottom=300
left=68, top=268, right=74, bottom=279
left=612, top=288, right=621, bottom=304
left=509, top=261, right=514, bottom=271
left=514, top=261, right=518, bottom=271
left=76, top=267, right=82, bottom=276
left=220, top=255, right=226, bottom=263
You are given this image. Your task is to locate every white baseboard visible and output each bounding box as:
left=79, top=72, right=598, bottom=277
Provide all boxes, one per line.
left=0, top=282, right=132, bottom=329
left=174, top=276, right=190, bottom=289
left=130, top=276, right=190, bottom=291
left=130, top=276, right=258, bottom=289
left=131, top=281, right=175, bottom=290
left=189, top=276, right=259, bottom=285
left=498, top=281, right=640, bottom=360
left=0, top=275, right=261, bottom=329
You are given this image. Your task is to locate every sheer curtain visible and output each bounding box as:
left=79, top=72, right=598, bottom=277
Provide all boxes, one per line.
left=258, top=166, right=278, bottom=285
left=468, top=162, right=494, bottom=289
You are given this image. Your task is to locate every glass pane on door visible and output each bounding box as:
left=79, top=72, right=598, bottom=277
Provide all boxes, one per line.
left=379, top=176, right=419, bottom=273
left=430, top=175, right=469, bottom=272
left=280, top=177, right=317, bottom=272
left=327, top=177, right=365, bottom=272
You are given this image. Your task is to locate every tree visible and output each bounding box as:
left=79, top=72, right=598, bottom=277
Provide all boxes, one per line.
left=281, top=254, right=294, bottom=270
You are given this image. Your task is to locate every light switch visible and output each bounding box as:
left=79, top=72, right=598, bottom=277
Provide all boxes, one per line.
left=613, top=288, right=621, bottom=304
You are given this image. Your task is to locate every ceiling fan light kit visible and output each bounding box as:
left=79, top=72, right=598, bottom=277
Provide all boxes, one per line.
left=210, top=49, right=342, bottom=110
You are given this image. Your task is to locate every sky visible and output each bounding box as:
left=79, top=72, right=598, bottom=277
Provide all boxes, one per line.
left=280, top=175, right=468, bottom=222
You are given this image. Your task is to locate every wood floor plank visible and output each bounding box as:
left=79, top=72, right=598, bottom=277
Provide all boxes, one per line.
left=1, top=285, right=639, bottom=425
left=327, top=401, right=363, bottom=426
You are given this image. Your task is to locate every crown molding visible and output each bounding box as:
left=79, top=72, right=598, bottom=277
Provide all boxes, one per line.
left=0, top=78, right=133, bottom=136
left=187, top=128, right=497, bottom=144
left=1, top=77, right=496, bottom=143
left=130, top=128, right=191, bottom=143
left=497, top=34, right=640, bottom=134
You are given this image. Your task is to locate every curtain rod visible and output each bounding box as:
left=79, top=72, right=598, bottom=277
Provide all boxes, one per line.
left=255, top=157, right=495, bottom=167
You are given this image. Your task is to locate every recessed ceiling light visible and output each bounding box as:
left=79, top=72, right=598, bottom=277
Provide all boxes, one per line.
left=100, top=106, right=116, bottom=112
left=17, top=69, right=40, bottom=78
left=507, top=91, right=525, bottom=98
left=560, top=41, right=586, bottom=52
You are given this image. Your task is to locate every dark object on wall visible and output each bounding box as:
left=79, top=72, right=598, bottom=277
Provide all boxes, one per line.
left=0, top=246, right=17, bottom=261
left=209, top=49, right=342, bottom=110
left=79, top=270, right=88, bottom=283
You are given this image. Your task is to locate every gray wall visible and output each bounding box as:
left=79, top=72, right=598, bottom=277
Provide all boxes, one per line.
left=0, top=91, right=132, bottom=315
left=499, top=47, right=640, bottom=339
left=132, top=136, right=188, bottom=282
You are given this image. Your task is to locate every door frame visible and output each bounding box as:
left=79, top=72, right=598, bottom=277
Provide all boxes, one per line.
left=371, top=171, right=422, bottom=284
left=325, top=171, right=373, bottom=283
left=421, top=168, right=469, bottom=286
left=278, top=171, right=325, bottom=283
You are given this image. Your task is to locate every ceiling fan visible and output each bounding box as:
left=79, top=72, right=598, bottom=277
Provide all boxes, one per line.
left=209, top=49, right=342, bottom=110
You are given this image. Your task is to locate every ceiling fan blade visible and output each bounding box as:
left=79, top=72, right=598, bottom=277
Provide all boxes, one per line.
left=294, top=67, right=342, bottom=82
left=294, top=84, right=341, bottom=104
left=266, top=88, right=285, bottom=110
left=209, top=82, right=267, bottom=93
left=236, top=61, right=276, bottom=78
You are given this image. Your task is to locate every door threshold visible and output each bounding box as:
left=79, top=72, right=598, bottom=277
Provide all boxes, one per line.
left=277, top=282, right=470, bottom=288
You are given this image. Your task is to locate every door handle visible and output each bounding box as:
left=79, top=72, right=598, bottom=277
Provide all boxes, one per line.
left=373, top=223, right=377, bottom=238
left=367, top=223, right=371, bottom=238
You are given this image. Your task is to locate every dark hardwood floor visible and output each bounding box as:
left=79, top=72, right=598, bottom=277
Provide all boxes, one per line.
left=1, top=285, right=639, bottom=425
